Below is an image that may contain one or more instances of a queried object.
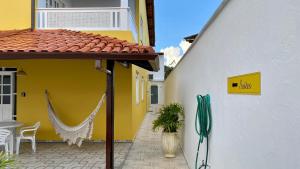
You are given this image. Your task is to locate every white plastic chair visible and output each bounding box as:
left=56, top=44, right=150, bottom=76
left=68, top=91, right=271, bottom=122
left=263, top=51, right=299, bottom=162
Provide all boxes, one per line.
left=0, top=129, right=11, bottom=155
left=16, top=122, right=40, bottom=155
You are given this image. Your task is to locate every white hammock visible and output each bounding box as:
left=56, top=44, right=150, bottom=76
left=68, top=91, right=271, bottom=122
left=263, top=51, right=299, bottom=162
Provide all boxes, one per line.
left=45, top=91, right=106, bottom=147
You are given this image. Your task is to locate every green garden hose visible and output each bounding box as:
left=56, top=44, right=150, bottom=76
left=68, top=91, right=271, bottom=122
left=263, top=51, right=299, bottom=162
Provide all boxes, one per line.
left=195, top=94, right=212, bottom=169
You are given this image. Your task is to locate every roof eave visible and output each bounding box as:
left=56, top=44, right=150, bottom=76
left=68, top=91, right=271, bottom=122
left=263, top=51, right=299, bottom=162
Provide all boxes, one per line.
left=0, top=52, right=163, bottom=71
left=146, top=0, right=155, bottom=46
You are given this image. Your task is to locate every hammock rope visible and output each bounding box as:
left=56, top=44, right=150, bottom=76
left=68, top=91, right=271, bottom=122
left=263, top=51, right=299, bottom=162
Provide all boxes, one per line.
left=45, top=90, right=106, bottom=147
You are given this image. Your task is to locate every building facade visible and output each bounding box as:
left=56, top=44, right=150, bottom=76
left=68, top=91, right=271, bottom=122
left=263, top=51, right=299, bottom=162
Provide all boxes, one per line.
left=148, top=55, right=164, bottom=112
left=0, top=0, right=155, bottom=141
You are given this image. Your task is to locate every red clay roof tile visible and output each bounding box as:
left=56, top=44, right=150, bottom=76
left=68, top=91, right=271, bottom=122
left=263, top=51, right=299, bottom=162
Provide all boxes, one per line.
left=131, top=48, right=139, bottom=53
left=121, top=47, right=130, bottom=53
left=112, top=46, right=121, bottom=53
left=102, top=46, right=112, bottom=53
left=0, top=29, right=156, bottom=55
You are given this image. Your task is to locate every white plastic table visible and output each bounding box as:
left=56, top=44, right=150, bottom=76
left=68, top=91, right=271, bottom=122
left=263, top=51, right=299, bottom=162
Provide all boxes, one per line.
left=0, top=121, right=23, bottom=154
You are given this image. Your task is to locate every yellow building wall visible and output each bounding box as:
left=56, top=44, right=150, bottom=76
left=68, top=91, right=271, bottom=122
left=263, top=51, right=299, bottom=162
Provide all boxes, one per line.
left=128, top=1, right=151, bottom=136
left=136, top=0, right=150, bottom=46
left=131, top=65, right=149, bottom=138
left=0, top=0, right=151, bottom=141
left=0, top=60, right=133, bottom=141
left=0, top=0, right=32, bottom=30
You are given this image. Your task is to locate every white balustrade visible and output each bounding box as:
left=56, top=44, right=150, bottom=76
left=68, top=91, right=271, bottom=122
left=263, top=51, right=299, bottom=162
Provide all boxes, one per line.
left=36, top=7, right=137, bottom=39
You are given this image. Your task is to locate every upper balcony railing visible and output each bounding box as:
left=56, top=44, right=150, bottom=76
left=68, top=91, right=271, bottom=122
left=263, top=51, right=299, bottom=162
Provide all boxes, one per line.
left=36, top=7, right=138, bottom=42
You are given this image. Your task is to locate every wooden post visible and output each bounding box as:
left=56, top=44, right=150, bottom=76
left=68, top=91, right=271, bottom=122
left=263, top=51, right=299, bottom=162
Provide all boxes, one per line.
left=106, top=60, right=114, bottom=169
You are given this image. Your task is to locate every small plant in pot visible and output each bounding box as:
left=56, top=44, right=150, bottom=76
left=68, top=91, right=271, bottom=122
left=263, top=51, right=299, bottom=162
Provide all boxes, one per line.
left=152, top=103, right=184, bottom=158
left=0, top=152, right=15, bottom=169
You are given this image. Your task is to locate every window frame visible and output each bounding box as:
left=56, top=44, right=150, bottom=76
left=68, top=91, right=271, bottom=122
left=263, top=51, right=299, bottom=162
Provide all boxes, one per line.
left=139, top=17, right=144, bottom=44
left=141, top=77, right=144, bottom=101
left=135, top=74, right=140, bottom=104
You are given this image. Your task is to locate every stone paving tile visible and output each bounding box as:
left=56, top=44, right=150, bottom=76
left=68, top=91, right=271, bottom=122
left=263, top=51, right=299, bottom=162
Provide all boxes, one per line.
left=16, top=142, right=130, bottom=169
left=122, top=112, right=189, bottom=169
left=15, top=112, right=189, bottom=169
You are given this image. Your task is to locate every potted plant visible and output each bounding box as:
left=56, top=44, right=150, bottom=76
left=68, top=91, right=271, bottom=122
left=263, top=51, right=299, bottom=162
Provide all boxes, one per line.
left=152, top=103, right=184, bottom=158
left=0, top=152, right=15, bottom=169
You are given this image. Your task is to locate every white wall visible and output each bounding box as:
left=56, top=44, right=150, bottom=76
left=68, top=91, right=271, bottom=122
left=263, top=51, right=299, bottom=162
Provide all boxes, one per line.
left=128, top=0, right=136, bottom=18
left=165, top=0, right=300, bottom=169
left=150, top=55, right=165, bottom=81
left=149, top=55, right=165, bottom=112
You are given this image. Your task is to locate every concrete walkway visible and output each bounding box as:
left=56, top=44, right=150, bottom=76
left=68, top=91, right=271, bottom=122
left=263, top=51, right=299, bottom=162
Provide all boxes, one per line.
left=122, top=112, right=189, bottom=169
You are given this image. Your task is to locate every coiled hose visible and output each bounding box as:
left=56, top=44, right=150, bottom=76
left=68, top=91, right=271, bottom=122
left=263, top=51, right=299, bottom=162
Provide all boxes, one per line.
left=195, top=95, right=212, bottom=169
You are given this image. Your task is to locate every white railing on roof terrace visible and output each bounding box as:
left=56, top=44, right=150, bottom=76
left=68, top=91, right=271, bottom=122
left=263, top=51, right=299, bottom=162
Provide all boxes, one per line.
left=36, top=7, right=138, bottom=42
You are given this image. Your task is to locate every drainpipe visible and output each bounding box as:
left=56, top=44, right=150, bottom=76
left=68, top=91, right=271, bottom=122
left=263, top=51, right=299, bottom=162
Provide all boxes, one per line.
left=31, top=0, right=36, bottom=30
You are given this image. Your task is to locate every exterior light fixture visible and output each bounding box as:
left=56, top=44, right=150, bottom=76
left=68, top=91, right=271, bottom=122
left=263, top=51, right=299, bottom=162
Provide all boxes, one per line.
left=16, top=68, right=27, bottom=76
left=95, top=60, right=102, bottom=70
left=95, top=60, right=111, bottom=74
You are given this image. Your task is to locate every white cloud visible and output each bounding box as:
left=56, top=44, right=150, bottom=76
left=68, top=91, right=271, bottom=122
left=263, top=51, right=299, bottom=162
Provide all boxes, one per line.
left=179, top=40, right=192, bottom=53
left=161, top=40, right=192, bottom=67
left=160, top=46, right=181, bottom=67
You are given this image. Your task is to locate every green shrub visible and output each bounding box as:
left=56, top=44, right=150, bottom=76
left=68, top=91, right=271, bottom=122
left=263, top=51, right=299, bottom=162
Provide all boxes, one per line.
left=152, top=103, right=184, bottom=133
left=0, top=152, right=15, bottom=169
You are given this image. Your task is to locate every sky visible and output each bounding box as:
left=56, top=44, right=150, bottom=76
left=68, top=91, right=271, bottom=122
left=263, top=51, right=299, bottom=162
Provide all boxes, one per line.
left=154, top=0, right=223, bottom=66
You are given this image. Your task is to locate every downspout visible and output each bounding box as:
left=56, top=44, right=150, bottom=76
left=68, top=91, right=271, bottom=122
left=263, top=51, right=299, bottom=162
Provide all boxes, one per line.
left=31, top=0, right=36, bottom=30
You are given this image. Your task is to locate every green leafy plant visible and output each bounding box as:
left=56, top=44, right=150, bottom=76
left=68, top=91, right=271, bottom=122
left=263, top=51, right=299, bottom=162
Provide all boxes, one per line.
left=0, top=152, right=15, bottom=169
left=152, top=103, right=184, bottom=133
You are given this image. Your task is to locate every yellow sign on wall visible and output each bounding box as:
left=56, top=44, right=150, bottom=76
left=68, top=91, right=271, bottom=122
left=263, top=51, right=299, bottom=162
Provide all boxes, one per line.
left=228, top=72, right=261, bottom=95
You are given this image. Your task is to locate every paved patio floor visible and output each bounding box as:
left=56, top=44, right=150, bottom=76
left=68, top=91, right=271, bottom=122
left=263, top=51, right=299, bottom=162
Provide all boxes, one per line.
left=16, top=112, right=189, bottom=169
left=122, top=112, right=189, bottom=169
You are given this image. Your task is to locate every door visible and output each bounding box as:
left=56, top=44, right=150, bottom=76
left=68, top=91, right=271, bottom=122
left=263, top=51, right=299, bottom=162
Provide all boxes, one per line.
left=149, top=83, right=165, bottom=113
left=151, top=85, right=158, bottom=105
left=0, top=71, right=16, bottom=121
left=150, top=85, right=158, bottom=112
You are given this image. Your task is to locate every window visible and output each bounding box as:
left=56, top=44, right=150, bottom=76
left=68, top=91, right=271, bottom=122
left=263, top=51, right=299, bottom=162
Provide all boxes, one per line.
left=135, top=74, right=140, bottom=104
left=149, top=74, right=153, bottom=80
left=47, top=0, right=58, bottom=8
left=141, top=77, right=144, bottom=101
left=139, top=17, right=144, bottom=44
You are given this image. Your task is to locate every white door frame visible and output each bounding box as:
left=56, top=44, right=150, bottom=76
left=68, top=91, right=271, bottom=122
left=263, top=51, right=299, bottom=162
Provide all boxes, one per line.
left=0, top=70, right=16, bottom=121
left=149, top=82, right=164, bottom=113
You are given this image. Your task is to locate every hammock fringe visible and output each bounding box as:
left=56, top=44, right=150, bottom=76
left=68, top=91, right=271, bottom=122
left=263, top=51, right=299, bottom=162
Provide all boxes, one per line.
left=45, top=90, right=105, bottom=147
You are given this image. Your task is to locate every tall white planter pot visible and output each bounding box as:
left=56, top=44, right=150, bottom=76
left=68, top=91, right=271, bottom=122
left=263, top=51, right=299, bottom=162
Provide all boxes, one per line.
left=161, top=132, right=179, bottom=158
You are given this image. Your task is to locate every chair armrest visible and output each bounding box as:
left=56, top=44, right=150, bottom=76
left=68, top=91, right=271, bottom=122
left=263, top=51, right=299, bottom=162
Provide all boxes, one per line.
left=20, top=126, right=35, bottom=130
left=20, top=128, right=37, bottom=137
